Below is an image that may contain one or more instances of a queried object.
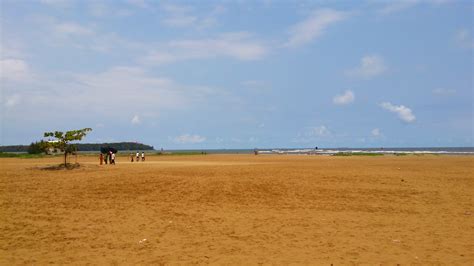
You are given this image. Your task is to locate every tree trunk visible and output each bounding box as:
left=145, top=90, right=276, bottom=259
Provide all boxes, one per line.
left=64, top=152, right=67, bottom=165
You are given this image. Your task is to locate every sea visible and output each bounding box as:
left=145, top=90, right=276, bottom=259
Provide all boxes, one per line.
left=164, top=147, right=474, bottom=155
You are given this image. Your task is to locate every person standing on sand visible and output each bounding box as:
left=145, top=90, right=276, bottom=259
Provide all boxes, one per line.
left=136, top=151, right=139, bottom=162
left=99, top=153, right=104, bottom=165
left=141, top=152, right=145, bottom=162
left=130, top=152, right=134, bottom=162
left=104, top=153, right=108, bottom=164
left=111, top=152, right=116, bottom=165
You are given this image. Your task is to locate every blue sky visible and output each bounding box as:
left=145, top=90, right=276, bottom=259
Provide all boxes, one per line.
left=1, top=0, right=473, bottom=149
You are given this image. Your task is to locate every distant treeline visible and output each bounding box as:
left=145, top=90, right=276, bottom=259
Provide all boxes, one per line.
left=0, top=142, right=154, bottom=153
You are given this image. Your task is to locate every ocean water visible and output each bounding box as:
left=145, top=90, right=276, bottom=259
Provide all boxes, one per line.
left=170, top=147, right=474, bottom=155
left=74, top=147, right=474, bottom=155
left=256, top=147, right=474, bottom=155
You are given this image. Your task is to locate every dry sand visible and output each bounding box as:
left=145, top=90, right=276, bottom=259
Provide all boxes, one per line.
left=0, top=154, right=473, bottom=264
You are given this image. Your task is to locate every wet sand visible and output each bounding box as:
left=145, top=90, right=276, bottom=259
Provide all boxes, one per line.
left=1, top=154, right=473, bottom=264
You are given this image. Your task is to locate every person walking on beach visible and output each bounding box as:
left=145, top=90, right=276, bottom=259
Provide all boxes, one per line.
left=99, top=153, right=104, bottom=165
left=104, top=152, right=108, bottom=164
left=130, top=152, right=134, bottom=162
left=111, top=152, right=116, bottom=165
left=141, top=152, right=145, bottom=162
left=136, top=151, right=140, bottom=162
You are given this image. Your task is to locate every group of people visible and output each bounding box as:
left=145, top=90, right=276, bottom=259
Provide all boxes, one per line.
left=131, top=151, right=145, bottom=162
left=99, top=151, right=116, bottom=165
left=99, top=151, right=146, bottom=165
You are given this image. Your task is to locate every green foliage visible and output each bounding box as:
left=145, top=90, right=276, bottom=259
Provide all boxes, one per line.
left=0, top=145, right=29, bottom=153
left=44, top=128, right=92, bottom=151
left=28, top=140, right=48, bottom=154
left=0, top=152, right=44, bottom=158
left=43, top=128, right=92, bottom=164
left=82, top=142, right=154, bottom=152
left=0, top=142, right=154, bottom=153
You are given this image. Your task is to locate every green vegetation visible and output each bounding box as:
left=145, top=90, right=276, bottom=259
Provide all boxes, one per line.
left=394, top=153, right=408, bottom=156
left=82, top=142, right=154, bottom=151
left=28, top=140, right=48, bottom=154
left=0, top=145, right=29, bottom=153
left=333, top=152, right=384, bottom=156
left=44, top=128, right=92, bottom=165
left=0, top=142, right=154, bottom=153
left=0, top=152, right=45, bottom=158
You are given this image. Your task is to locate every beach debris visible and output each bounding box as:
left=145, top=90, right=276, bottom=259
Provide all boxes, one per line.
left=392, top=239, right=401, bottom=243
left=138, top=238, right=147, bottom=244
left=401, top=179, right=405, bottom=182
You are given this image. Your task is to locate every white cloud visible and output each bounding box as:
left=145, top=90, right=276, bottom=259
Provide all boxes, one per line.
left=371, top=128, right=381, bottom=137
left=346, top=55, right=387, bottom=79
left=160, top=3, right=223, bottom=29
left=4, top=94, right=21, bottom=108
left=131, top=115, right=141, bottom=125
left=170, top=32, right=266, bottom=60
left=1, top=65, right=222, bottom=125
left=87, top=1, right=132, bottom=17
left=172, top=134, right=206, bottom=144
left=242, top=80, right=270, bottom=92
left=161, top=4, right=196, bottom=27
left=433, top=88, right=456, bottom=95
left=127, top=0, right=148, bottom=8
left=39, top=0, right=73, bottom=8
left=71, top=66, right=189, bottom=110
left=377, top=0, right=420, bottom=15
left=377, top=0, right=453, bottom=15
left=142, top=32, right=267, bottom=65
left=0, top=41, right=25, bottom=59
left=31, top=16, right=143, bottom=53
left=455, top=29, right=474, bottom=49
left=163, top=16, right=198, bottom=27
left=0, top=59, right=31, bottom=82
left=249, top=137, right=258, bottom=142
left=333, top=90, right=354, bottom=105
left=285, top=8, right=348, bottom=47
left=311, top=125, right=331, bottom=137
left=291, top=125, right=332, bottom=143
left=54, top=22, right=94, bottom=35
left=380, top=102, right=416, bottom=123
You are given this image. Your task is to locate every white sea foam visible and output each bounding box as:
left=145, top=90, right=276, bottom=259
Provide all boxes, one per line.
left=257, top=148, right=474, bottom=155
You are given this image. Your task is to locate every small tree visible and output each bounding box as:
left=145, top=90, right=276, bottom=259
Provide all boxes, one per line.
left=27, top=140, right=48, bottom=154
left=44, top=128, right=92, bottom=165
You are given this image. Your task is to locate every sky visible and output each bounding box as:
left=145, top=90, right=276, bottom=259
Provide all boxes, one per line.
left=0, top=0, right=473, bottom=149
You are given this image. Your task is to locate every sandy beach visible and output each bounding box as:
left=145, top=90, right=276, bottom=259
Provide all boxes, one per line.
left=0, top=154, right=473, bottom=264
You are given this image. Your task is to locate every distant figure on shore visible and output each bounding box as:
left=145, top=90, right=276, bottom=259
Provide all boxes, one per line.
left=254, top=149, right=258, bottom=155
left=111, top=152, right=116, bottom=165
left=130, top=153, right=134, bottom=162
left=136, top=151, right=139, bottom=162
left=104, top=153, right=108, bottom=164
left=141, top=152, right=145, bottom=162
left=99, top=153, right=104, bottom=165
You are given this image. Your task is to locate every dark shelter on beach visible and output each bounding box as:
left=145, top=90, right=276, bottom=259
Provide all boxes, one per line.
left=100, top=147, right=118, bottom=164
left=100, top=147, right=118, bottom=154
